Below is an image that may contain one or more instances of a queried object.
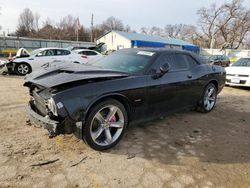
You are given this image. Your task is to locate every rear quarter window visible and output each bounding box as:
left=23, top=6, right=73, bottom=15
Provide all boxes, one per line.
left=86, top=51, right=97, bottom=56
left=183, top=55, right=198, bottom=68
left=169, top=54, right=188, bottom=70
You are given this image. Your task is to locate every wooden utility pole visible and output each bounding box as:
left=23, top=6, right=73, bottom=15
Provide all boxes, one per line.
left=91, top=14, right=94, bottom=42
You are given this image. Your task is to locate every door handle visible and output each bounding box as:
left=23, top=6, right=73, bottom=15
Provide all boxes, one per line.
left=187, top=74, right=192, bottom=79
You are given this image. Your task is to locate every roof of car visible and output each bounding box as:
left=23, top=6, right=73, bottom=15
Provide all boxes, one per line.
left=116, top=48, right=207, bottom=64
left=36, top=47, right=69, bottom=51
left=73, top=49, right=98, bottom=52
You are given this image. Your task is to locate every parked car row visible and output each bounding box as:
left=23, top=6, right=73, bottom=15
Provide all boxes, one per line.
left=2, top=46, right=249, bottom=150
left=5, top=47, right=103, bottom=75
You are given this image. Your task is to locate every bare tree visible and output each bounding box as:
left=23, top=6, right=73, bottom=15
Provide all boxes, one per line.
left=164, top=24, right=183, bottom=38
left=0, top=7, right=2, bottom=31
left=101, top=16, right=124, bottom=32
left=219, top=6, right=250, bottom=49
left=140, top=27, right=151, bottom=35
left=164, top=24, right=197, bottom=40
left=140, top=26, right=164, bottom=36
left=197, top=0, right=250, bottom=49
left=34, top=12, right=40, bottom=31
left=58, top=15, right=77, bottom=40
left=124, top=25, right=131, bottom=32
left=140, top=24, right=197, bottom=45
left=16, top=8, right=35, bottom=36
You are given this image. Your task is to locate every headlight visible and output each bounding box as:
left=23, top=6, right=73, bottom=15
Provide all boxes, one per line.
left=47, top=98, right=58, bottom=116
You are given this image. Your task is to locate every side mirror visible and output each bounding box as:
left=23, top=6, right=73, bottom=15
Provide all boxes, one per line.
left=152, top=63, right=170, bottom=79
left=159, top=63, right=170, bottom=74
left=36, top=53, right=43, bottom=57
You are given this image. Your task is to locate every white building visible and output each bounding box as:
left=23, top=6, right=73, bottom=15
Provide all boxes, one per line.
left=97, top=30, right=200, bottom=53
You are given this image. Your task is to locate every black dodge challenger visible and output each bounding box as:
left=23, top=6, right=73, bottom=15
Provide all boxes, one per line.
left=24, top=48, right=226, bottom=150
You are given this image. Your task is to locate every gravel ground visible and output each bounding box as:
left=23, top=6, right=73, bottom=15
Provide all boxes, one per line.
left=0, top=75, right=250, bottom=188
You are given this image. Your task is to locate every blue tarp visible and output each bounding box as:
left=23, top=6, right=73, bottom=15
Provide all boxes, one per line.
left=182, top=45, right=200, bottom=52
left=131, top=40, right=166, bottom=48
left=131, top=40, right=200, bottom=53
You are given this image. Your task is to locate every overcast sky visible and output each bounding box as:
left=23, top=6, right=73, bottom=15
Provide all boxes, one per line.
left=0, top=0, right=250, bottom=34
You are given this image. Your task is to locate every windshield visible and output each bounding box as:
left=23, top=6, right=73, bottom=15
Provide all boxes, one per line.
left=209, top=55, right=226, bottom=61
left=92, top=51, right=153, bottom=73
left=30, top=49, right=44, bottom=56
left=232, top=58, right=250, bottom=67
left=209, top=55, right=220, bottom=61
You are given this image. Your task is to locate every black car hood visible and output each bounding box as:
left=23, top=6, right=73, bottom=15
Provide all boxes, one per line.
left=24, top=64, right=129, bottom=88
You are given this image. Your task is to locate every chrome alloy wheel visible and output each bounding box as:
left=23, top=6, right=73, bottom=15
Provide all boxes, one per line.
left=204, top=86, right=216, bottom=111
left=17, top=64, right=29, bottom=75
left=90, top=105, right=124, bottom=146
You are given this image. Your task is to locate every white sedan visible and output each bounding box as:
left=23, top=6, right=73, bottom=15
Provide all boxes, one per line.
left=225, top=57, right=250, bottom=87
left=7, top=48, right=87, bottom=75
left=73, top=49, right=103, bottom=64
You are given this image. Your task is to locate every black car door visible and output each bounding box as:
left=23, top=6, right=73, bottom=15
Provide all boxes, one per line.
left=182, top=54, right=204, bottom=104
left=146, top=53, right=195, bottom=117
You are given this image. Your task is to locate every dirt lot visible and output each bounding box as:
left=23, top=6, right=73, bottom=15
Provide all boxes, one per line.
left=0, top=75, right=250, bottom=188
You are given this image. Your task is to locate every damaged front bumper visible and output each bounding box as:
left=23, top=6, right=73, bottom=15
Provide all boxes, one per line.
left=26, top=102, right=60, bottom=137
left=26, top=102, right=83, bottom=138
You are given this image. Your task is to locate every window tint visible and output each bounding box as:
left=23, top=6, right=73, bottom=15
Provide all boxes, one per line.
left=55, top=50, right=70, bottom=56
left=64, top=50, right=71, bottom=55
left=93, top=53, right=152, bottom=73
left=39, top=50, right=47, bottom=56
left=86, top=51, right=97, bottom=56
left=154, top=55, right=172, bottom=70
left=154, top=54, right=195, bottom=71
left=184, top=55, right=197, bottom=68
left=232, top=58, right=250, bottom=67
left=79, top=51, right=97, bottom=56
left=55, top=50, right=63, bottom=56
left=169, top=54, right=188, bottom=70
left=45, top=50, right=55, bottom=56
left=79, top=51, right=87, bottom=55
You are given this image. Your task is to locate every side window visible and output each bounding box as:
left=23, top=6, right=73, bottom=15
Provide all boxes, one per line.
left=86, top=51, right=97, bottom=56
left=152, top=54, right=172, bottom=71
left=79, top=51, right=87, bottom=55
left=55, top=50, right=70, bottom=56
left=55, top=50, right=63, bottom=56
left=184, top=55, right=198, bottom=68
left=62, top=50, right=71, bottom=55
left=45, top=50, right=55, bottom=56
left=39, top=50, right=47, bottom=56
left=169, top=54, right=188, bottom=70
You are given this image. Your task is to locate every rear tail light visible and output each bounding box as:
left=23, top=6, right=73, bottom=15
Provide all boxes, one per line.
left=81, top=56, right=87, bottom=59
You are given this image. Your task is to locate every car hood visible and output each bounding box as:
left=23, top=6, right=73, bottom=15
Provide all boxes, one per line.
left=24, top=64, right=129, bottom=88
left=225, top=66, right=250, bottom=75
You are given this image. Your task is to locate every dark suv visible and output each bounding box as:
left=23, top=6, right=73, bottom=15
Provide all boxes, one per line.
left=209, top=55, right=230, bottom=67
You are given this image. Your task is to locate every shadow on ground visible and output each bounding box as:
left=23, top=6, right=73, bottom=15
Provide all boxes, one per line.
left=106, top=101, right=250, bottom=165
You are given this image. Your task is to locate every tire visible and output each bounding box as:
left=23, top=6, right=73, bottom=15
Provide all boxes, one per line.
left=83, top=99, right=128, bottom=150
left=197, top=83, right=217, bottom=113
left=15, top=63, right=31, bottom=75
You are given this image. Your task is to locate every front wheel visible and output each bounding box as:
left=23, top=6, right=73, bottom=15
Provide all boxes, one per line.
left=197, top=83, right=217, bottom=113
left=15, top=63, right=31, bottom=75
left=83, top=99, right=128, bottom=150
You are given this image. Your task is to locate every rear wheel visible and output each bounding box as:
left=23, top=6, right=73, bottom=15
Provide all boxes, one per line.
left=15, top=63, right=31, bottom=75
left=83, top=99, right=128, bottom=150
left=197, top=83, right=217, bottom=113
